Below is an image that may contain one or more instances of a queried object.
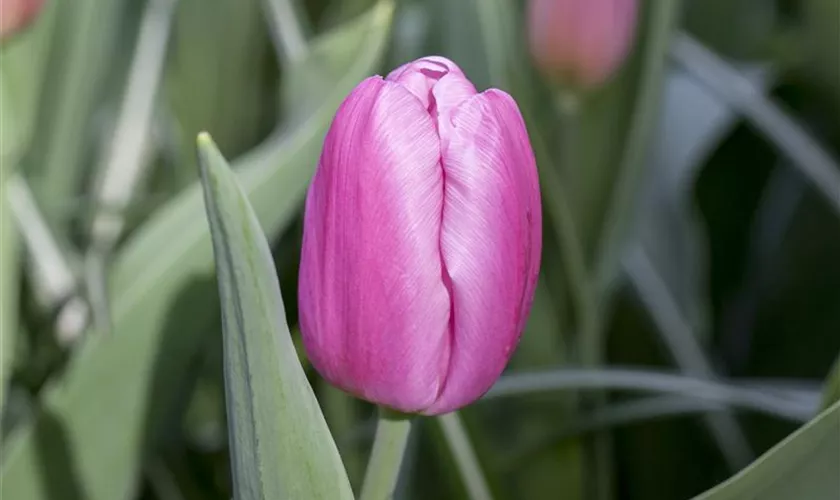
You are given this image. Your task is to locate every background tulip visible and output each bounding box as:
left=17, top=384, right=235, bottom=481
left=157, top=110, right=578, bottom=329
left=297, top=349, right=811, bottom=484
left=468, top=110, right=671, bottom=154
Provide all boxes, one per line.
left=528, top=0, right=638, bottom=88
left=0, top=0, right=44, bottom=40
left=298, top=56, right=542, bottom=416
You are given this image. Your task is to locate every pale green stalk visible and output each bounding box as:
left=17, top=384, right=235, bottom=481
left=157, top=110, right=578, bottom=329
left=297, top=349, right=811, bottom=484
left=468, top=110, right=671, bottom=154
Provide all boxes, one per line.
left=437, top=412, right=494, bottom=500
left=556, top=88, right=612, bottom=500
left=360, top=408, right=413, bottom=500
left=594, top=0, right=683, bottom=296
left=261, top=0, right=309, bottom=65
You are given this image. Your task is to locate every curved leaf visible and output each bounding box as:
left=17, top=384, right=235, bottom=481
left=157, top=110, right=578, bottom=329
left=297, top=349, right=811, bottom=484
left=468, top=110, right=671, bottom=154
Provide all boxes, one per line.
left=198, top=134, right=352, bottom=500
left=692, top=401, right=840, bottom=500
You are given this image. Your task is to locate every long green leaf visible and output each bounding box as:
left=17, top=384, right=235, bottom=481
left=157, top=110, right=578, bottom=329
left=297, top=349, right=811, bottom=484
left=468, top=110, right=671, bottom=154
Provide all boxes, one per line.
left=0, top=3, right=394, bottom=498
left=0, top=0, right=59, bottom=413
left=198, top=134, right=353, bottom=500
left=30, top=0, right=128, bottom=222
left=0, top=176, right=20, bottom=410
left=166, top=0, right=271, bottom=184
left=692, top=401, right=840, bottom=500
left=0, top=0, right=57, bottom=170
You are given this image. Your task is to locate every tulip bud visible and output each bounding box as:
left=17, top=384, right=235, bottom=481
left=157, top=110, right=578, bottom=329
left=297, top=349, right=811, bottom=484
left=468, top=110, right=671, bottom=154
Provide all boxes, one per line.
left=299, top=56, right=542, bottom=415
left=528, top=0, right=637, bottom=88
left=0, top=0, right=44, bottom=41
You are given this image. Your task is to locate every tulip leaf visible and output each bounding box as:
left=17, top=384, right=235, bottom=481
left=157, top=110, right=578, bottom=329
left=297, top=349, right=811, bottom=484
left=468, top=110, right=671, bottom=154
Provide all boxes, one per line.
left=166, top=0, right=271, bottom=184
left=0, top=2, right=394, bottom=498
left=0, top=0, right=57, bottom=171
left=198, top=134, right=353, bottom=500
left=691, top=400, right=840, bottom=500
left=0, top=175, right=20, bottom=410
left=0, top=0, right=58, bottom=414
left=29, top=0, right=129, bottom=223
left=821, top=355, right=840, bottom=410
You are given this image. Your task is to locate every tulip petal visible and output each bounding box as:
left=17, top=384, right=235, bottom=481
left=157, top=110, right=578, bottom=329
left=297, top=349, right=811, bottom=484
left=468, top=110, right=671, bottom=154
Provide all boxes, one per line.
left=299, top=76, right=452, bottom=412
left=427, top=89, right=542, bottom=415
left=386, top=56, right=477, bottom=122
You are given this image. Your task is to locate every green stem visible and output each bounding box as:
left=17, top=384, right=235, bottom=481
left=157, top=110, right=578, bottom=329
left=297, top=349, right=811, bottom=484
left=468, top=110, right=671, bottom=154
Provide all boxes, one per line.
left=551, top=91, right=599, bottom=362
left=359, top=407, right=413, bottom=500
left=594, top=0, right=683, bottom=297
left=322, top=384, right=364, bottom=486
left=554, top=90, right=611, bottom=500
left=437, top=413, right=494, bottom=500
left=261, top=0, right=309, bottom=65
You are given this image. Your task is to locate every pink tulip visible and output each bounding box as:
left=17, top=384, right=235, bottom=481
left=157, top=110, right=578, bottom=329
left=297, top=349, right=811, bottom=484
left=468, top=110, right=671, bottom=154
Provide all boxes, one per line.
left=0, top=0, right=44, bottom=41
left=298, top=56, right=542, bottom=415
left=528, top=0, right=637, bottom=87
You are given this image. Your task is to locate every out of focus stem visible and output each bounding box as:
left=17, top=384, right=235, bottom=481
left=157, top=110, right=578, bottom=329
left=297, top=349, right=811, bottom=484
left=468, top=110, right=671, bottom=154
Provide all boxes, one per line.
left=359, top=407, right=413, bottom=500
left=594, top=0, right=682, bottom=296
left=555, top=90, right=611, bottom=500
left=437, top=412, right=494, bottom=500
left=554, top=91, right=600, bottom=362
left=261, top=0, right=308, bottom=65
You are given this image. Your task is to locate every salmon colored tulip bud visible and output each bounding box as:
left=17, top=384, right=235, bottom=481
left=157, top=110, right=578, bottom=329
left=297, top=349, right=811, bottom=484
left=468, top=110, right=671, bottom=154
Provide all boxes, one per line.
left=528, top=0, right=637, bottom=87
left=0, top=0, right=44, bottom=40
left=299, top=56, right=542, bottom=415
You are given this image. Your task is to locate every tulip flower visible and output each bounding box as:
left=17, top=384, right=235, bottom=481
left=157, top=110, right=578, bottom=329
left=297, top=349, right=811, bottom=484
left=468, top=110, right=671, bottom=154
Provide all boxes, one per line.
left=299, top=56, right=542, bottom=415
left=528, top=0, right=637, bottom=88
left=0, top=0, right=44, bottom=41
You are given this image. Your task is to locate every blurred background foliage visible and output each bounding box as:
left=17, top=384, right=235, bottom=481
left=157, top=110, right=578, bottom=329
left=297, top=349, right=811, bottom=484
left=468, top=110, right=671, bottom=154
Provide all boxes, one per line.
left=0, top=0, right=838, bottom=499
